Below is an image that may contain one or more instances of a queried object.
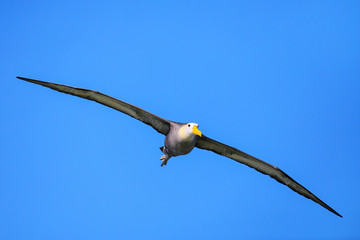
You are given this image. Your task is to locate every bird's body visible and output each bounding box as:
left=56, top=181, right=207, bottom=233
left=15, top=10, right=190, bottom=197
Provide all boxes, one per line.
left=17, top=76, right=342, bottom=218
left=160, top=122, right=201, bottom=166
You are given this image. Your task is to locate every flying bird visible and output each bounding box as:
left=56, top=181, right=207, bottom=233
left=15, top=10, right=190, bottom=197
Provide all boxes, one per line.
left=17, top=76, right=342, bottom=217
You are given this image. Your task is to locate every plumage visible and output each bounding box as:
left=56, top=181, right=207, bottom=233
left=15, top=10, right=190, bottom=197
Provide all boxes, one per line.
left=17, top=76, right=342, bottom=218
left=196, top=135, right=341, bottom=217
left=17, top=77, right=170, bottom=135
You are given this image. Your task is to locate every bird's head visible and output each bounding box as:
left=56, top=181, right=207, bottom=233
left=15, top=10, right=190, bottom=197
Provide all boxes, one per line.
left=183, top=123, right=202, bottom=137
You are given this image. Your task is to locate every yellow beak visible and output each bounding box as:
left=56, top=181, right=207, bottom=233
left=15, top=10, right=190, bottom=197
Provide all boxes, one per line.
left=192, top=125, right=202, bottom=137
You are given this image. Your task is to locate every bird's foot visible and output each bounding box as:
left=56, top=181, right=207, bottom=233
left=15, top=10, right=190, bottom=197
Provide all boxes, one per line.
left=160, top=155, right=170, bottom=167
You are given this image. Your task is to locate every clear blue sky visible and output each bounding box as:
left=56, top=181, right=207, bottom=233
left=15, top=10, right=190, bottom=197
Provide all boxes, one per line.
left=1, top=1, right=359, bottom=239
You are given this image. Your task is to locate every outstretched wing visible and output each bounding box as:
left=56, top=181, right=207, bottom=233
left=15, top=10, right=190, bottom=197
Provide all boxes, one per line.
left=196, top=135, right=342, bottom=217
left=17, top=76, right=171, bottom=135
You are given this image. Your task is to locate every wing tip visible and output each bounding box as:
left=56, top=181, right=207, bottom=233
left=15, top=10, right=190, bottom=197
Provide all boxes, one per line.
left=332, top=210, right=343, bottom=218
left=17, top=76, right=35, bottom=82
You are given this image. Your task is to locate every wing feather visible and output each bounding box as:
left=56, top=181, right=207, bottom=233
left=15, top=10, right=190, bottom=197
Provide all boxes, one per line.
left=17, top=76, right=170, bottom=135
left=196, top=135, right=342, bottom=217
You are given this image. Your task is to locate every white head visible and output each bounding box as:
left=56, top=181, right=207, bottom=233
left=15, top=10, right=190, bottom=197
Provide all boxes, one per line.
left=179, top=122, right=202, bottom=139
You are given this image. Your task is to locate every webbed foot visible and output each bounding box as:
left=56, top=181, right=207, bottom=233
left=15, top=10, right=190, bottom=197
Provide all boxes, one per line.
left=160, top=155, right=170, bottom=167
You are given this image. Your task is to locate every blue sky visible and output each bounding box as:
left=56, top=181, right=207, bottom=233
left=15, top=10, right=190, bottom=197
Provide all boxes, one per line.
left=1, top=1, right=359, bottom=239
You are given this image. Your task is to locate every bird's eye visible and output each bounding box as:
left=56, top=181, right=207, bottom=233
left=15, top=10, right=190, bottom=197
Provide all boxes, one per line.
left=188, top=124, right=190, bottom=127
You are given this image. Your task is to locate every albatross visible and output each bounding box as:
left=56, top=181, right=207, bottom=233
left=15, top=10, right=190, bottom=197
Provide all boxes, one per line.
left=17, top=76, right=342, bottom=218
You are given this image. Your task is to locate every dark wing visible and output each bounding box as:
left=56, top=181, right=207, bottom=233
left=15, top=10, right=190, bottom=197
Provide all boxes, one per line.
left=17, top=76, right=170, bottom=135
left=196, top=135, right=342, bottom=217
